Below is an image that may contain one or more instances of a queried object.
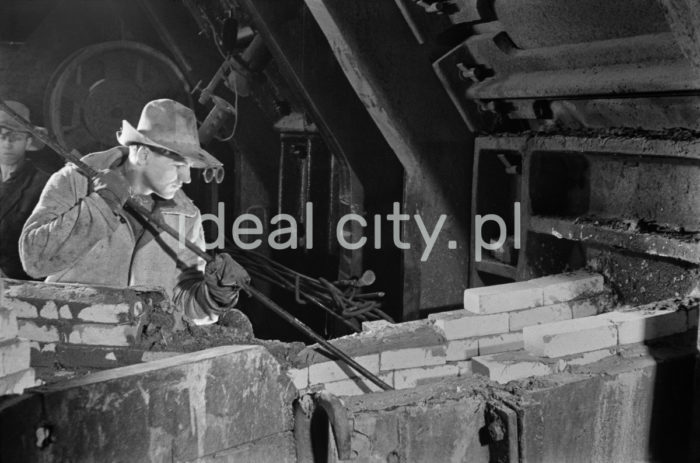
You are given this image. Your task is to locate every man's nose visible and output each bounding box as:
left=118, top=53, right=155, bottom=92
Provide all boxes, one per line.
left=178, top=166, right=191, bottom=184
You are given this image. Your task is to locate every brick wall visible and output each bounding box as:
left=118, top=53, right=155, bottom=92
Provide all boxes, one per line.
left=288, top=270, right=625, bottom=394
left=474, top=297, right=698, bottom=383
left=1, top=279, right=173, bottom=373
left=0, top=280, right=36, bottom=394
left=4, top=272, right=695, bottom=396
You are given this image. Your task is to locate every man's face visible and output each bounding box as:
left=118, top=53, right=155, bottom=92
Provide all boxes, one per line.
left=142, top=148, right=192, bottom=199
left=0, top=128, right=30, bottom=166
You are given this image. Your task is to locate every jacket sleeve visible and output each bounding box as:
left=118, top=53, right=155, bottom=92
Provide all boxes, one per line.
left=172, top=210, right=237, bottom=325
left=19, top=164, right=122, bottom=277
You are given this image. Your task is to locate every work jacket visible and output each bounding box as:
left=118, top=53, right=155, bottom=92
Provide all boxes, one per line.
left=19, top=147, right=222, bottom=323
left=0, top=160, right=51, bottom=279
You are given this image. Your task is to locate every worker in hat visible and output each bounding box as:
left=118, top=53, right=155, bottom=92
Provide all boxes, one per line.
left=0, top=101, right=52, bottom=279
left=19, top=99, right=249, bottom=325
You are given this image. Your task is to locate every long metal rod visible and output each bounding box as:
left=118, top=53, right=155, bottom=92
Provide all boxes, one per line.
left=393, top=0, right=425, bottom=44
left=0, top=98, right=392, bottom=391
left=245, top=286, right=390, bottom=390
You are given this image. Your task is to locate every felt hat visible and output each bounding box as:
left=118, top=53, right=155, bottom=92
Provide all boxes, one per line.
left=117, top=99, right=222, bottom=168
left=0, top=101, right=46, bottom=151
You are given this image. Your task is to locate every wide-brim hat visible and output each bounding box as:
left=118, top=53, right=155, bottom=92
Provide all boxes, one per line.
left=116, top=99, right=222, bottom=169
left=0, top=101, right=47, bottom=151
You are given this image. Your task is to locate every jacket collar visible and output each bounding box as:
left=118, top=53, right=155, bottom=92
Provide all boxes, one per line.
left=0, top=157, right=29, bottom=183
left=80, top=147, right=198, bottom=217
left=0, top=160, right=38, bottom=222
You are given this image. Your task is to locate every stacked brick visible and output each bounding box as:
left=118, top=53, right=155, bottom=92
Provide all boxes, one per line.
left=288, top=270, right=613, bottom=395
left=473, top=298, right=698, bottom=383
left=288, top=319, right=464, bottom=395
left=0, top=280, right=36, bottom=395
left=435, top=270, right=608, bottom=353
left=1, top=279, right=168, bottom=370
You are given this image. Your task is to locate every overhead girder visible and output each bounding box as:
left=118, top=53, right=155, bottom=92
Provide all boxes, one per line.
left=303, top=0, right=473, bottom=317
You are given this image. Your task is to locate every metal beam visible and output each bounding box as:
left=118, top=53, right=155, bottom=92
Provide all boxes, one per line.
left=304, top=0, right=472, bottom=318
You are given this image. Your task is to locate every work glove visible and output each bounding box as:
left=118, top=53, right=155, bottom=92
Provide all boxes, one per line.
left=92, top=169, right=131, bottom=213
left=204, top=253, right=251, bottom=308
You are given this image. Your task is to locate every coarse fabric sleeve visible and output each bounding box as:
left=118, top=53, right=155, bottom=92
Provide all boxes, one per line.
left=19, top=163, right=122, bottom=278
left=171, top=210, right=238, bottom=325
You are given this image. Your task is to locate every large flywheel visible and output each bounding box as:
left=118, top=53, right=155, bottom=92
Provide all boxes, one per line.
left=44, top=41, right=192, bottom=154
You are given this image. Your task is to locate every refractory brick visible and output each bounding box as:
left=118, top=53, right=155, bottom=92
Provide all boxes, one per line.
left=0, top=339, right=31, bottom=377
left=508, top=303, right=573, bottom=332
left=393, top=364, right=459, bottom=389
left=67, top=324, right=137, bottom=346
left=523, top=315, right=618, bottom=358
left=430, top=310, right=509, bottom=340
left=5, top=299, right=38, bottom=318
left=0, top=368, right=35, bottom=395
left=0, top=309, right=18, bottom=342
left=380, top=346, right=446, bottom=371
left=308, top=354, right=379, bottom=385
left=600, top=309, right=689, bottom=345
left=18, top=320, right=60, bottom=343
left=472, top=353, right=555, bottom=384
left=322, top=372, right=394, bottom=396
left=463, top=281, right=543, bottom=314
left=445, top=338, right=479, bottom=361
left=286, top=367, right=309, bottom=390
left=536, top=270, right=605, bottom=305
left=77, top=304, right=131, bottom=324
left=478, top=332, right=524, bottom=356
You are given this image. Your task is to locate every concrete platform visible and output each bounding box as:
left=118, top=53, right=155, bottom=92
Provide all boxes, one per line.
left=0, top=345, right=297, bottom=462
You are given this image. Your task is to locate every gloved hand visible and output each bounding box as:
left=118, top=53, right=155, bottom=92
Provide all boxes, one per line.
left=204, top=253, right=251, bottom=308
left=92, top=169, right=131, bottom=212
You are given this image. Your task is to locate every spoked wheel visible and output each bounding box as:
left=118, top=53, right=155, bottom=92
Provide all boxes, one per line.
left=44, top=41, right=192, bottom=154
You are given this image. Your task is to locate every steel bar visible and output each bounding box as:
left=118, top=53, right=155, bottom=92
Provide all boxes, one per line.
left=246, top=286, right=392, bottom=390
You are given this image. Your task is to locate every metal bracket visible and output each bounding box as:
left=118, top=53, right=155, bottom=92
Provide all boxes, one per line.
left=293, top=392, right=352, bottom=462
left=497, top=154, right=520, bottom=175
left=484, top=402, right=519, bottom=463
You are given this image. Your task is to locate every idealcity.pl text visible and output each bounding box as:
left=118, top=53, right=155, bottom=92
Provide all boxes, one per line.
left=178, top=202, right=521, bottom=262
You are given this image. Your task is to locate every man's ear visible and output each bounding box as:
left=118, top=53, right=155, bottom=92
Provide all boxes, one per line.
left=133, top=145, right=150, bottom=165
left=24, top=136, right=33, bottom=150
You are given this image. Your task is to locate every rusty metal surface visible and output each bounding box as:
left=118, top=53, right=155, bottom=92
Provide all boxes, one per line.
left=314, top=391, right=352, bottom=459
left=529, top=216, right=700, bottom=265
left=660, top=0, right=700, bottom=72
left=493, top=0, right=669, bottom=49
left=474, top=133, right=700, bottom=161
left=485, top=402, right=519, bottom=463
left=435, top=1, right=700, bottom=133
left=463, top=30, right=689, bottom=98
left=472, top=133, right=700, bottom=302
left=293, top=392, right=352, bottom=461
left=508, top=96, right=700, bottom=132
left=466, top=61, right=699, bottom=99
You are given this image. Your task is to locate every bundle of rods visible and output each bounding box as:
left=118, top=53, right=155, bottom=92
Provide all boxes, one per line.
left=224, top=245, right=394, bottom=332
